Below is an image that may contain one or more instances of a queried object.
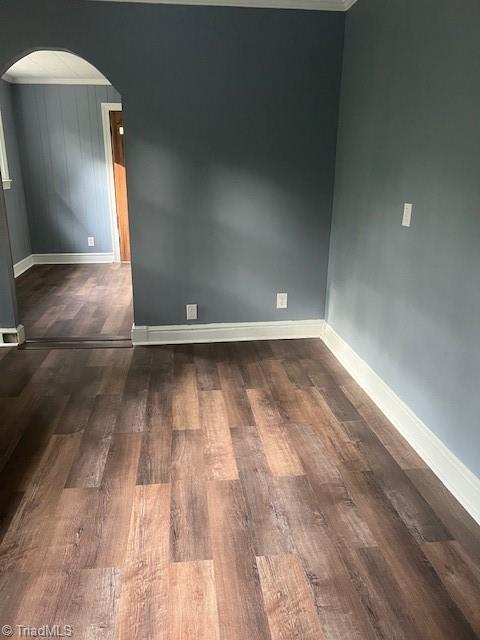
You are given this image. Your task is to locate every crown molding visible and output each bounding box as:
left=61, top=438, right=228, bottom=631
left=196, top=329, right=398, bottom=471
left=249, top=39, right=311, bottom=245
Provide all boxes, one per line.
left=87, top=0, right=358, bottom=11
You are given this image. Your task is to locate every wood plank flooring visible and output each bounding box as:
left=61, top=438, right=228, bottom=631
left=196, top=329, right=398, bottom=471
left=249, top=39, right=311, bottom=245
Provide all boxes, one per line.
left=0, top=338, right=479, bottom=639
left=16, top=263, right=133, bottom=339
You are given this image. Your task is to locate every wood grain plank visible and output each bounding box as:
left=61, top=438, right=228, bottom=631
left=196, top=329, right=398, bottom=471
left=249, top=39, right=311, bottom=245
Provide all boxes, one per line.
left=194, top=343, right=221, bottom=391
left=0, top=489, right=23, bottom=544
left=94, top=432, right=142, bottom=568
left=274, top=475, right=378, bottom=640
left=0, top=394, right=69, bottom=489
left=296, top=388, right=369, bottom=470
left=98, top=348, right=132, bottom=396
left=257, top=553, right=325, bottom=640
left=0, top=571, right=30, bottom=630
left=137, top=390, right=173, bottom=485
left=422, top=541, right=480, bottom=636
left=172, top=363, right=200, bottom=429
left=217, top=361, right=255, bottom=428
left=114, top=362, right=151, bottom=433
left=343, top=419, right=452, bottom=543
left=341, top=468, right=477, bottom=640
left=320, top=386, right=361, bottom=422
left=116, top=483, right=171, bottom=640
left=283, top=358, right=313, bottom=389
left=42, top=433, right=141, bottom=572
left=342, top=381, right=427, bottom=470
left=0, top=433, right=81, bottom=572
left=406, top=468, right=480, bottom=563
left=261, top=359, right=307, bottom=423
left=207, top=479, right=271, bottom=640
left=169, top=560, right=220, bottom=640
left=200, top=390, right=239, bottom=481
left=66, top=394, right=119, bottom=488
left=170, top=430, right=211, bottom=561
left=231, top=424, right=294, bottom=556
left=247, top=389, right=304, bottom=477
left=347, top=545, right=420, bottom=640
left=39, top=486, right=98, bottom=572
left=287, top=422, right=343, bottom=485
left=13, top=568, right=121, bottom=639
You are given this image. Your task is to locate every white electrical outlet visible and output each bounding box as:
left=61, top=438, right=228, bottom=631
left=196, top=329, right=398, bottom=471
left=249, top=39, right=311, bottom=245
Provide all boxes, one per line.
left=276, top=292, right=288, bottom=309
left=402, top=203, right=413, bottom=227
left=88, top=236, right=95, bottom=247
left=186, top=304, right=198, bottom=321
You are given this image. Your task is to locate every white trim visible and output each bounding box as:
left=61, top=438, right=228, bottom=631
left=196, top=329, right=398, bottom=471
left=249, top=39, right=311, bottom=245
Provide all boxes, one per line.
left=13, top=254, right=34, bottom=277
left=0, top=110, right=11, bottom=190
left=88, top=0, right=353, bottom=9
left=13, top=252, right=115, bottom=276
left=3, top=77, right=111, bottom=86
left=322, top=323, right=480, bottom=525
left=132, top=319, right=325, bottom=345
left=101, top=102, right=122, bottom=263
left=0, top=324, right=25, bottom=347
left=33, top=252, right=114, bottom=265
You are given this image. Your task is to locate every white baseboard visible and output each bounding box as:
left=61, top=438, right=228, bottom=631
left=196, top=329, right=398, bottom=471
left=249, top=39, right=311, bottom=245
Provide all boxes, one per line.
left=322, top=323, right=480, bottom=525
left=132, top=319, right=325, bottom=346
left=0, top=324, right=25, bottom=347
left=13, top=254, right=34, bottom=278
left=33, top=252, right=114, bottom=265
left=14, top=252, right=115, bottom=276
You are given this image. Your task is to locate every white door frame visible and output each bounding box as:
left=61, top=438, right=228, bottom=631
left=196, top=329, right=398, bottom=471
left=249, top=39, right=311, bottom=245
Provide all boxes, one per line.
left=101, top=102, right=122, bottom=263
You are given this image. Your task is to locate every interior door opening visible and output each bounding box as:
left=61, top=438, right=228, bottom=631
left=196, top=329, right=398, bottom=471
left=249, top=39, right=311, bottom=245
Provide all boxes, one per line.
left=109, top=110, right=131, bottom=263
left=0, top=50, right=134, bottom=347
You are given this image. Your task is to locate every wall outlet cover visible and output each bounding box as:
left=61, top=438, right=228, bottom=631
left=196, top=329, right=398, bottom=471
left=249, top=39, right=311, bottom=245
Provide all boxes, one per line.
left=186, top=303, right=198, bottom=320
left=88, top=236, right=95, bottom=246
left=402, top=203, right=413, bottom=227
left=277, top=292, right=288, bottom=309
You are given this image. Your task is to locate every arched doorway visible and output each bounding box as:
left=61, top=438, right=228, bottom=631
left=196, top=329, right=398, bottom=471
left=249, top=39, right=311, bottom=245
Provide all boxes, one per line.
left=0, top=49, right=133, bottom=347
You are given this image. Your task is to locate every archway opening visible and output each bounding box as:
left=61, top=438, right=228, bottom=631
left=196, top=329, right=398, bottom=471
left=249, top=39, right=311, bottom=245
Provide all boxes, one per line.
left=0, top=50, right=133, bottom=345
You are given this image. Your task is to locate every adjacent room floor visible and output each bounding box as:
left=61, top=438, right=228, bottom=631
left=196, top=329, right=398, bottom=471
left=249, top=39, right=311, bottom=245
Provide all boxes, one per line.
left=15, top=263, right=133, bottom=339
left=0, top=338, right=479, bottom=639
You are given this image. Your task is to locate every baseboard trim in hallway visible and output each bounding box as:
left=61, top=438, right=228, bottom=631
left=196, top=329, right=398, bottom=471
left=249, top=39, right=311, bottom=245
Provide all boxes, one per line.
left=13, top=254, right=34, bottom=277
left=14, top=252, right=115, bottom=277
left=21, top=336, right=132, bottom=350
left=131, top=319, right=326, bottom=345
left=322, top=322, right=480, bottom=525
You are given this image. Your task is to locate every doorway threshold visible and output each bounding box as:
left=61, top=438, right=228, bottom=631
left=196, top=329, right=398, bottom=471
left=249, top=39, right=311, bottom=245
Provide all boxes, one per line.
left=20, top=336, right=132, bottom=350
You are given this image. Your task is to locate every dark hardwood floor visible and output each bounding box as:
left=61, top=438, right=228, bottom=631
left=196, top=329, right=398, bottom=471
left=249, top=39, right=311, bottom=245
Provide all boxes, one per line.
left=0, top=338, right=479, bottom=638
left=16, top=263, right=133, bottom=339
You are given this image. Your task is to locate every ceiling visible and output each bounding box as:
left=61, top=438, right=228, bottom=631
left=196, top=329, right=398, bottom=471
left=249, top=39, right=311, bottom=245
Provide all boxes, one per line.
left=87, top=0, right=357, bottom=10
left=2, top=51, right=110, bottom=85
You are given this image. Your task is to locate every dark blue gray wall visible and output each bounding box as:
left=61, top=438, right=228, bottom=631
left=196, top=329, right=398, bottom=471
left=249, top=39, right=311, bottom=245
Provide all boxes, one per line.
left=0, top=0, right=345, bottom=327
left=0, top=79, right=30, bottom=264
left=328, top=0, right=480, bottom=476
left=13, top=83, right=120, bottom=255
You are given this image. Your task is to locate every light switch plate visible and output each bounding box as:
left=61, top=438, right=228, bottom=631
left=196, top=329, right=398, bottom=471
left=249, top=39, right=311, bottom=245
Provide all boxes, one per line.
left=402, top=203, right=413, bottom=227
left=186, top=304, right=197, bottom=320
left=276, top=292, right=288, bottom=309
